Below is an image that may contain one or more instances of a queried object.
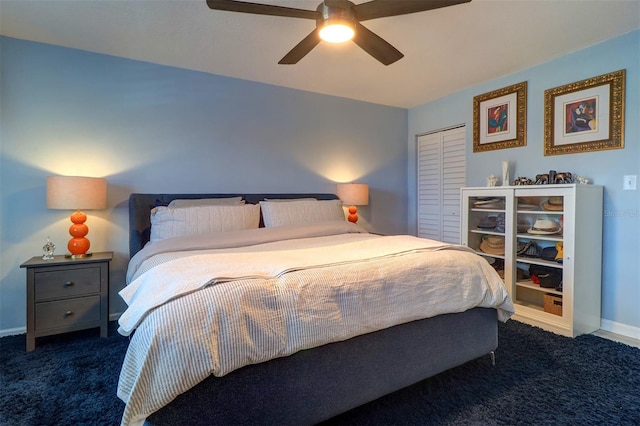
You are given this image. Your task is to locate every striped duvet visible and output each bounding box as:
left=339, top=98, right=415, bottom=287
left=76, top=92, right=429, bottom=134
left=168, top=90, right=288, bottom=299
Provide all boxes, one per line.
left=117, top=222, right=514, bottom=426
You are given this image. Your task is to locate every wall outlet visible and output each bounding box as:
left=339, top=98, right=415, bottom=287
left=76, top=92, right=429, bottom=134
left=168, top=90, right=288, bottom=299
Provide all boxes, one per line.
left=623, top=175, right=637, bottom=190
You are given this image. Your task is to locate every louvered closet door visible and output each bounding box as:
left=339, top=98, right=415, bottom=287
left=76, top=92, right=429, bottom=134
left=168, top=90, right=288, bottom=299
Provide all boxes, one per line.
left=417, top=126, right=466, bottom=244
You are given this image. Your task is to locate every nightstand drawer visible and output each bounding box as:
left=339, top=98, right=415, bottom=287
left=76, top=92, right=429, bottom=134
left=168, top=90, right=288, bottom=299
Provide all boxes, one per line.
left=35, top=295, right=101, bottom=331
left=35, top=267, right=101, bottom=301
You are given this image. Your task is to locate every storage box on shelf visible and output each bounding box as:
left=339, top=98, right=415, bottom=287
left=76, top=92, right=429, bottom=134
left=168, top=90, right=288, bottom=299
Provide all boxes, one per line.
left=461, top=184, right=603, bottom=337
left=544, top=293, right=563, bottom=316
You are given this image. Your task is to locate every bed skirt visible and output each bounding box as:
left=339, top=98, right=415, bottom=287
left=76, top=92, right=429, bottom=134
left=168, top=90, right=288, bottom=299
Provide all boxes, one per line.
left=145, top=307, right=498, bottom=425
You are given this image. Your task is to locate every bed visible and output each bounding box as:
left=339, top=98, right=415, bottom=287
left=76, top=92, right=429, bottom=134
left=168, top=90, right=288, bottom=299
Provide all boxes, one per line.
left=117, top=193, right=514, bottom=426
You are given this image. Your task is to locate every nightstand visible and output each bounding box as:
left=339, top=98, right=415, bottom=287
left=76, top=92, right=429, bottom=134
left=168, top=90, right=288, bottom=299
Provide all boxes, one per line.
left=20, top=252, right=112, bottom=351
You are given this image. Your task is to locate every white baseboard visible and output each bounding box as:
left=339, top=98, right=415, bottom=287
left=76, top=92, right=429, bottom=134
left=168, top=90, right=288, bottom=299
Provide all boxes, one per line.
left=0, top=326, right=26, bottom=338
left=600, top=318, right=640, bottom=341
left=3, top=315, right=638, bottom=341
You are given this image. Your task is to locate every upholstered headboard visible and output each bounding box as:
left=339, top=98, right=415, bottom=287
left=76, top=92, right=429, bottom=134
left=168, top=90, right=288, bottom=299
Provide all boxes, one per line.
left=128, top=193, right=339, bottom=258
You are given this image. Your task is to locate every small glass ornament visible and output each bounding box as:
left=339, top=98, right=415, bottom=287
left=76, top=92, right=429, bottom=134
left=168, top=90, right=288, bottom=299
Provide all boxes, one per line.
left=42, top=237, right=56, bottom=260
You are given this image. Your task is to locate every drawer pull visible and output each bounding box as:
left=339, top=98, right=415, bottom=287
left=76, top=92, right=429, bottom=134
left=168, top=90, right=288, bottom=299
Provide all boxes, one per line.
left=64, top=310, right=74, bottom=318
left=63, top=281, right=74, bottom=288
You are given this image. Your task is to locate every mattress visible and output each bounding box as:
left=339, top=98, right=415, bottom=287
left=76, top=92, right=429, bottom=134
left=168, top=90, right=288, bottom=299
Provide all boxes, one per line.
left=117, top=221, right=514, bottom=426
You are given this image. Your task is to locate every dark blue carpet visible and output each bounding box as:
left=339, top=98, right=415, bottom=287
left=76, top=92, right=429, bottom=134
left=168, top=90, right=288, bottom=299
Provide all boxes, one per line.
left=1, top=320, right=638, bottom=426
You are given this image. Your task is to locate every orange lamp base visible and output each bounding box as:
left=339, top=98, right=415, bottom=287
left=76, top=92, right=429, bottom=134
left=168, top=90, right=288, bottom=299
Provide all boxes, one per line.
left=347, top=205, right=359, bottom=223
left=66, top=210, right=92, bottom=258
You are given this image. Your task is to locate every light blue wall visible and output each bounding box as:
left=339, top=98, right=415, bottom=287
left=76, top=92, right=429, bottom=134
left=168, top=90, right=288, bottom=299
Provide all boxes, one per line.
left=0, top=37, right=408, bottom=332
left=2, top=31, right=638, bottom=336
left=408, top=31, right=640, bottom=331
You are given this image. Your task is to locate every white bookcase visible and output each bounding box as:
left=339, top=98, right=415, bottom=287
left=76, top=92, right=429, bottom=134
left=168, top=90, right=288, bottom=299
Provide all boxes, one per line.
left=461, top=184, right=603, bottom=337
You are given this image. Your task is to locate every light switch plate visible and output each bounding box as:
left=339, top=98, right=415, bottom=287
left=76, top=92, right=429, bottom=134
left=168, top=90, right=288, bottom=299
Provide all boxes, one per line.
left=623, top=175, right=637, bottom=190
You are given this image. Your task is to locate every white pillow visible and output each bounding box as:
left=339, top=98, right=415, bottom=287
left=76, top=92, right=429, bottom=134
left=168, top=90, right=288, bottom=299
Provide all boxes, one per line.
left=167, top=197, right=244, bottom=208
left=262, top=198, right=317, bottom=202
left=150, top=204, right=260, bottom=242
left=259, top=199, right=344, bottom=227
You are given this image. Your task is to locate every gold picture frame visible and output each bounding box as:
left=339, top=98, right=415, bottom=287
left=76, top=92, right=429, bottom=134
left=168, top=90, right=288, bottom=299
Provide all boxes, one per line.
left=544, top=69, right=625, bottom=156
left=473, top=81, right=527, bottom=152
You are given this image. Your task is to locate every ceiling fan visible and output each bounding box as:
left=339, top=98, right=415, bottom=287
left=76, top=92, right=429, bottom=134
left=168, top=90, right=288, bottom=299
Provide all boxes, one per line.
left=206, top=0, right=471, bottom=65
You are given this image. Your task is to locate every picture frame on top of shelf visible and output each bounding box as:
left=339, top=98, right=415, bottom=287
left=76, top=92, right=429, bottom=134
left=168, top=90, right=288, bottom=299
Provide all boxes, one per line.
left=544, top=69, right=625, bottom=156
left=473, top=81, right=527, bottom=152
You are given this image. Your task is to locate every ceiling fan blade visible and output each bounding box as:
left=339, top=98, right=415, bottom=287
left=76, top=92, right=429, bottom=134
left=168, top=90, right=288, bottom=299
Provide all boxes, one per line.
left=352, top=22, right=403, bottom=65
left=354, top=0, right=471, bottom=21
left=206, top=0, right=318, bottom=20
left=278, top=30, right=322, bottom=64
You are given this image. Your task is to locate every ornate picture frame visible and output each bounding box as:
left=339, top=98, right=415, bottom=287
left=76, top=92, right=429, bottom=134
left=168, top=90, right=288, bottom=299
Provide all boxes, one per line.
left=544, top=69, right=625, bottom=156
left=473, top=81, right=527, bottom=152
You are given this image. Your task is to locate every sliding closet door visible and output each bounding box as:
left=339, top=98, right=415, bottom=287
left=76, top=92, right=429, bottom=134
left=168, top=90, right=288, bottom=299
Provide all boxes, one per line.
left=416, top=126, right=466, bottom=244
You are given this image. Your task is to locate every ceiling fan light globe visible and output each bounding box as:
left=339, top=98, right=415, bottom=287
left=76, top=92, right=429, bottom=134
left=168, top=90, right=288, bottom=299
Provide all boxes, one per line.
left=319, top=23, right=354, bottom=43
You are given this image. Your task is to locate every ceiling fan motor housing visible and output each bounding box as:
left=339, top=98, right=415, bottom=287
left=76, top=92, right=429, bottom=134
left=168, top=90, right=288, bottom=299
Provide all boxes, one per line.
left=316, top=0, right=356, bottom=32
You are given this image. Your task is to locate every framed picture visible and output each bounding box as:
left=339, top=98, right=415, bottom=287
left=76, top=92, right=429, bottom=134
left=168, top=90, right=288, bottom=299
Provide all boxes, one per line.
left=473, top=81, right=527, bottom=152
left=544, top=69, right=625, bottom=156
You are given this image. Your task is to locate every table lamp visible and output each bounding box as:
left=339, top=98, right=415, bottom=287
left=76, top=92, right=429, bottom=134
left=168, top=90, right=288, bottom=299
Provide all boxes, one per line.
left=336, top=183, right=369, bottom=223
left=46, top=176, right=107, bottom=258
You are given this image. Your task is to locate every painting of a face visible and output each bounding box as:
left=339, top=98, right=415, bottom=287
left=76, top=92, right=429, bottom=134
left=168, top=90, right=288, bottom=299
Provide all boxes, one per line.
left=565, top=98, right=597, bottom=134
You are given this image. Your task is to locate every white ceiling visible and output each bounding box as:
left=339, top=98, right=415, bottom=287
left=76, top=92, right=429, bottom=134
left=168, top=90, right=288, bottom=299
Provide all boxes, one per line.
left=1, top=0, right=639, bottom=108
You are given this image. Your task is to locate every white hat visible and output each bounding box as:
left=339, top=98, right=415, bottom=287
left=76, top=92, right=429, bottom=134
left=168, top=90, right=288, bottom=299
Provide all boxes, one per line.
left=528, top=219, right=561, bottom=235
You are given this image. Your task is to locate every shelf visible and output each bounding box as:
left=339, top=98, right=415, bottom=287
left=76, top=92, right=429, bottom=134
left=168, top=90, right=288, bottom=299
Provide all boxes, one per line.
left=514, top=299, right=546, bottom=312
left=517, top=210, right=564, bottom=215
left=517, top=233, right=563, bottom=241
left=512, top=301, right=566, bottom=324
left=470, top=229, right=505, bottom=236
left=475, top=251, right=505, bottom=261
left=471, top=208, right=505, bottom=213
left=516, top=280, right=562, bottom=295
left=516, top=257, right=563, bottom=268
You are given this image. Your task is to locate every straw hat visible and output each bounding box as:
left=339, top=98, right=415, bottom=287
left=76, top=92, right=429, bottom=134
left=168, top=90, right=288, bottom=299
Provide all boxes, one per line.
left=474, top=198, right=505, bottom=209
left=528, top=219, right=562, bottom=234
left=518, top=198, right=538, bottom=210
left=479, top=235, right=505, bottom=255
left=541, top=196, right=564, bottom=211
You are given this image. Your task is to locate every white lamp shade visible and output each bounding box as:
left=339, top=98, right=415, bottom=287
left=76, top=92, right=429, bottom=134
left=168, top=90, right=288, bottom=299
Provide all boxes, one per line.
left=337, top=183, right=369, bottom=206
left=47, top=176, right=107, bottom=210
